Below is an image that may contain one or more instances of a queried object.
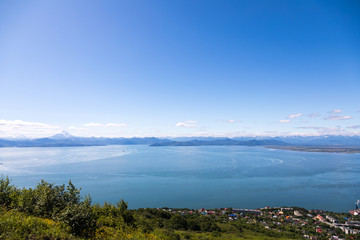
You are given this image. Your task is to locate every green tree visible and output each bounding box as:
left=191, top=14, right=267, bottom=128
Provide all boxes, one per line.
left=59, top=195, right=96, bottom=237
left=187, top=218, right=201, bottom=231
left=0, top=176, right=18, bottom=207
left=117, top=199, right=135, bottom=226
left=169, top=215, right=188, bottom=230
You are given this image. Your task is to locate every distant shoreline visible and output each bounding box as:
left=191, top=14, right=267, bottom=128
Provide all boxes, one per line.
left=152, top=144, right=360, bottom=153
left=1, top=134, right=359, bottom=153
left=150, top=140, right=360, bottom=153
left=265, top=145, right=360, bottom=153
left=1, top=143, right=360, bottom=153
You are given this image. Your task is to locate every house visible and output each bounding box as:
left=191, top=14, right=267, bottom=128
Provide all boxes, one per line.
left=294, top=210, right=302, bottom=216
left=326, top=215, right=338, bottom=223
left=313, top=215, right=324, bottom=221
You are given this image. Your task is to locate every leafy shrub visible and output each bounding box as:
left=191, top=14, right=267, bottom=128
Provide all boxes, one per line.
left=168, top=215, right=188, bottom=230
left=0, top=176, right=18, bottom=207
left=17, top=179, right=82, bottom=219
left=59, top=203, right=96, bottom=237
left=0, top=207, right=76, bottom=239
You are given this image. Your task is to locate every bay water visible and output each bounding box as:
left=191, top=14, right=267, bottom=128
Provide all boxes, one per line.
left=0, top=145, right=359, bottom=212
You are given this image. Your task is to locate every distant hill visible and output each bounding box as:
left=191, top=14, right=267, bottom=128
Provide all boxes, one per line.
left=275, top=135, right=360, bottom=146
left=231, top=135, right=360, bottom=146
left=150, top=138, right=287, bottom=146
left=0, top=133, right=171, bottom=147
left=0, top=134, right=359, bottom=149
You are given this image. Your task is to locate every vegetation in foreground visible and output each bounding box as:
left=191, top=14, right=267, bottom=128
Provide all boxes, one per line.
left=0, top=177, right=359, bottom=239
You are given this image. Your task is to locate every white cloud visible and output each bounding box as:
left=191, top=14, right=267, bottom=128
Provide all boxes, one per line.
left=227, top=120, right=236, bottom=123
left=0, top=119, right=61, bottom=138
left=0, top=119, right=51, bottom=127
left=330, top=109, right=342, bottom=113
left=298, top=126, right=338, bottom=130
left=324, top=115, right=352, bottom=120
left=279, top=119, right=291, bottom=123
left=175, top=121, right=198, bottom=128
left=287, top=113, right=302, bottom=119
left=296, top=126, right=350, bottom=135
left=184, top=120, right=198, bottom=124
left=279, top=113, right=302, bottom=123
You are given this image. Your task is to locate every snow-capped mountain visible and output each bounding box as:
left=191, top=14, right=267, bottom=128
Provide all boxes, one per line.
left=49, top=131, right=73, bottom=140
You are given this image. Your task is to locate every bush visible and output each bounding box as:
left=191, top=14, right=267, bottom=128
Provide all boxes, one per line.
left=17, top=179, right=82, bottom=219
left=168, top=215, right=188, bottom=230
left=58, top=196, right=96, bottom=237
left=117, top=199, right=135, bottom=226
left=0, top=207, right=76, bottom=239
left=200, top=220, right=220, bottom=232
left=187, top=219, right=201, bottom=231
left=0, top=176, right=18, bottom=207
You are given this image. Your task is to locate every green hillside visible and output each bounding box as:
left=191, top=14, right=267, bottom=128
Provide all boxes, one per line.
left=0, top=177, right=358, bottom=239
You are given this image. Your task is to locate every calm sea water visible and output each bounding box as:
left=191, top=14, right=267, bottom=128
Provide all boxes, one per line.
left=0, top=145, right=359, bottom=212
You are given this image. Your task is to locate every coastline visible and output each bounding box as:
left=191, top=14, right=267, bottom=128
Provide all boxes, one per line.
left=265, top=145, right=360, bottom=153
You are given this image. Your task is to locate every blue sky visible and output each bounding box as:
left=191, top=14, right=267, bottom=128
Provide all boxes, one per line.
left=0, top=0, right=359, bottom=138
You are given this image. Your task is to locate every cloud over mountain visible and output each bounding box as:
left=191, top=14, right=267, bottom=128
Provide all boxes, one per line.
left=0, top=119, right=61, bottom=138
left=175, top=121, right=198, bottom=128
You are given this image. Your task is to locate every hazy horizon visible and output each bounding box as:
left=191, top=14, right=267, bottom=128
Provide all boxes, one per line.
left=2, top=129, right=360, bottom=141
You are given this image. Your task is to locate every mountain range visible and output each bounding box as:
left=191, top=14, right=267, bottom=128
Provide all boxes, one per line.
left=0, top=131, right=359, bottom=148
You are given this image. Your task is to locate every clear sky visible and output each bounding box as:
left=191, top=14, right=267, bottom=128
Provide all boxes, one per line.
left=0, top=0, right=359, bottom=138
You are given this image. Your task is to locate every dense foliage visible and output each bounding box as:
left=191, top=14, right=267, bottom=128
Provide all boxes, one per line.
left=0, top=176, right=143, bottom=239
